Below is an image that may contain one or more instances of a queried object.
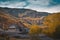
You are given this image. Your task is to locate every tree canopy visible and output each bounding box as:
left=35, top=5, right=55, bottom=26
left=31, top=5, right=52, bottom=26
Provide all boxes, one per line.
left=43, top=13, right=60, bottom=39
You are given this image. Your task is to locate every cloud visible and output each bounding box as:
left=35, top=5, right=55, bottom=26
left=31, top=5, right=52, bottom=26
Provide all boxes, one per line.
left=24, top=0, right=60, bottom=13
left=27, top=0, right=50, bottom=6
left=0, top=1, right=27, bottom=8
left=25, top=5, right=60, bottom=13
left=0, top=0, right=60, bottom=13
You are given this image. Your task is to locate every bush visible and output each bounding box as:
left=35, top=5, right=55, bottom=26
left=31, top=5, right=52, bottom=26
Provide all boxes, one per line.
left=29, top=24, right=41, bottom=40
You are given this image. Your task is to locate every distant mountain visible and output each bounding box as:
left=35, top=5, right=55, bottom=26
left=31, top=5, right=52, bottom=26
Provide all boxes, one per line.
left=0, top=7, right=51, bottom=17
left=0, top=7, right=52, bottom=28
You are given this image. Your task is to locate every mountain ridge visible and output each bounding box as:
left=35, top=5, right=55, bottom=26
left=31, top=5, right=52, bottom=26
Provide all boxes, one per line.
left=0, top=7, right=51, bottom=17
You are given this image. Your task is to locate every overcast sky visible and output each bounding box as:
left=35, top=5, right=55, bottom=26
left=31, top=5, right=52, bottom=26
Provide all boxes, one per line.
left=0, top=0, right=60, bottom=13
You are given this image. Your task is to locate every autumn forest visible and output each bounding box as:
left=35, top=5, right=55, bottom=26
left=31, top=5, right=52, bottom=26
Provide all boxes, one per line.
left=0, top=7, right=60, bottom=40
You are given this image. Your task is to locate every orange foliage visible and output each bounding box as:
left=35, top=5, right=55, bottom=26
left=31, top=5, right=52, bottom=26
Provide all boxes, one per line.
left=29, top=24, right=41, bottom=35
left=43, top=12, right=60, bottom=38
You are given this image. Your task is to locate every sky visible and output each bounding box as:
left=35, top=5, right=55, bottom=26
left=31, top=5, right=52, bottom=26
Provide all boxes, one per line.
left=0, top=0, right=60, bottom=13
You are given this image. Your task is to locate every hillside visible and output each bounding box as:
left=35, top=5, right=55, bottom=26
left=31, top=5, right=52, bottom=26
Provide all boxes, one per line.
left=0, top=7, right=52, bottom=27
left=0, top=7, right=50, bottom=17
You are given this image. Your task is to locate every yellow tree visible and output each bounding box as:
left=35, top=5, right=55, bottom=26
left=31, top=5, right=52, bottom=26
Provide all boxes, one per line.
left=43, top=13, right=60, bottom=39
left=29, top=24, right=41, bottom=40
